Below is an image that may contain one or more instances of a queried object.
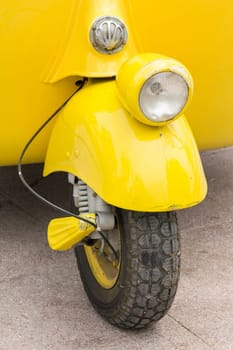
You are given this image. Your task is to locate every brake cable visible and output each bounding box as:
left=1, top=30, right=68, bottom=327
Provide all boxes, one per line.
left=98, top=230, right=119, bottom=262
left=17, top=78, right=97, bottom=229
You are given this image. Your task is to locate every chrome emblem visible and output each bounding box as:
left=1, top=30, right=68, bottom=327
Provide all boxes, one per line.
left=90, top=16, right=128, bottom=54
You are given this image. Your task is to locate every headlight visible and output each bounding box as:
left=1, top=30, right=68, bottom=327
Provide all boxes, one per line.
left=116, top=53, right=193, bottom=126
left=139, top=72, right=189, bottom=122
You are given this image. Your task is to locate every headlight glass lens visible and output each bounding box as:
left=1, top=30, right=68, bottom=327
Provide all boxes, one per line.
left=139, top=72, right=189, bottom=122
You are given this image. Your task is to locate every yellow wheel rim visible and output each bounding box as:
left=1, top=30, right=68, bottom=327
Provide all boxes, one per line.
left=84, top=229, right=121, bottom=289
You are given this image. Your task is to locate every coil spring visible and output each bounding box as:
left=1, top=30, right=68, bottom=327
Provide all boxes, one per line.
left=77, top=180, right=89, bottom=213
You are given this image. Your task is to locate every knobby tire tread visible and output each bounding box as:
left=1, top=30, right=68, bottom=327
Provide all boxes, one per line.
left=76, top=210, right=180, bottom=329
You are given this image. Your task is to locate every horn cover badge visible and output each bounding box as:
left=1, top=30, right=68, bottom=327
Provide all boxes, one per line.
left=90, top=16, right=128, bottom=55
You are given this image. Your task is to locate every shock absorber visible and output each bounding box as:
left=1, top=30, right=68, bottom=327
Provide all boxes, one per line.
left=68, top=174, right=115, bottom=230
left=73, top=180, right=89, bottom=213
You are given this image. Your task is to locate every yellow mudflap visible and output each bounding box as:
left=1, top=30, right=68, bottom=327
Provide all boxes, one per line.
left=47, top=213, right=96, bottom=251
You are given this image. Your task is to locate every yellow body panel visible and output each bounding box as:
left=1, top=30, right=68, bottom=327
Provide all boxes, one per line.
left=43, top=0, right=138, bottom=82
left=0, top=0, right=78, bottom=165
left=0, top=0, right=137, bottom=166
left=1, top=0, right=232, bottom=167
left=44, top=80, right=207, bottom=212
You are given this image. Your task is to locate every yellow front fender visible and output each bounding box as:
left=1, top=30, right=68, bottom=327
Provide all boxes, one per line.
left=44, top=79, right=207, bottom=212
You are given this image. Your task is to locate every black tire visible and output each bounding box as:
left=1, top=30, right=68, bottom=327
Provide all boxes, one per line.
left=75, top=210, right=180, bottom=329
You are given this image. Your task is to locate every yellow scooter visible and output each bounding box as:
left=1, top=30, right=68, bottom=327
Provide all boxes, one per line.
left=1, top=0, right=232, bottom=329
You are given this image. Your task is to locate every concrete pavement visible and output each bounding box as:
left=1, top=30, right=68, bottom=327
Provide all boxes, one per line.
left=0, top=147, right=233, bottom=350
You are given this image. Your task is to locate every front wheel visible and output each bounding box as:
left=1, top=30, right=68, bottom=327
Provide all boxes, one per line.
left=75, top=210, right=180, bottom=329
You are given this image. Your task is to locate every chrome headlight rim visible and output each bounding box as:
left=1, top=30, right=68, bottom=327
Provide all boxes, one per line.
left=138, top=71, right=190, bottom=123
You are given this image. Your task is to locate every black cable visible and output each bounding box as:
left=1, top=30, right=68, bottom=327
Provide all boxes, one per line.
left=17, top=79, right=97, bottom=228
left=98, top=231, right=119, bottom=261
